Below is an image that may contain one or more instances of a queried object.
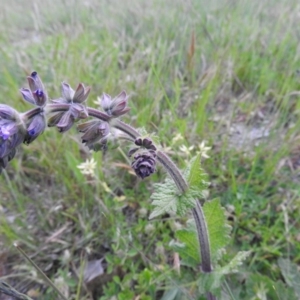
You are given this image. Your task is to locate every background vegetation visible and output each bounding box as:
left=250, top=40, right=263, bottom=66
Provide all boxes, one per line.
left=1, top=0, right=300, bottom=299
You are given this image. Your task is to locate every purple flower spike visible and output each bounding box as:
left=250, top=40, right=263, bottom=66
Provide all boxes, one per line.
left=131, top=150, right=157, bottom=179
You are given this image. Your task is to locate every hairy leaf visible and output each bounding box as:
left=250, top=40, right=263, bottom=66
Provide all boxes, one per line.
left=150, top=154, right=208, bottom=219
left=203, top=198, right=231, bottom=260
left=171, top=199, right=231, bottom=267
left=198, top=251, right=252, bottom=295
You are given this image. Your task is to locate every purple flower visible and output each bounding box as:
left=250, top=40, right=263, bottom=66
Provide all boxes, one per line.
left=100, top=91, right=130, bottom=117
left=49, top=82, right=90, bottom=132
left=77, top=120, right=109, bottom=149
left=20, top=71, right=48, bottom=107
left=0, top=105, right=26, bottom=170
left=131, top=150, right=157, bottom=179
left=24, top=113, right=46, bottom=144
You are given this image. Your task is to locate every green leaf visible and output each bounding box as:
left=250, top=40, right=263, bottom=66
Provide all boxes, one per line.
left=278, top=258, right=300, bottom=297
left=198, top=251, right=251, bottom=295
left=161, top=288, right=182, bottom=300
left=246, top=273, right=297, bottom=300
left=203, top=198, right=231, bottom=260
left=150, top=155, right=208, bottom=219
left=216, top=251, right=252, bottom=275
left=171, top=224, right=200, bottom=267
left=171, top=199, right=231, bottom=266
left=187, top=154, right=208, bottom=191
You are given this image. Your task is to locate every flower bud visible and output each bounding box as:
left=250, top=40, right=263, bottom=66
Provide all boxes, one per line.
left=49, top=82, right=90, bottom=133
left=131, top=150, right=157, bottom=179
left=20, top=71, right=48, bottom=107
left=78, top=120, right=109, bottom=148
left=100, top=91, right=130, bottom=117
left=24, top=113, right=46, bottom=144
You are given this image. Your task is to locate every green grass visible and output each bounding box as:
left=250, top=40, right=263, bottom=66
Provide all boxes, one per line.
left=1, top=0, right=300, bottom=299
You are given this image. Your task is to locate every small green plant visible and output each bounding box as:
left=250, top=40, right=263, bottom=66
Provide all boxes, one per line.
left=0, top=71, right=249, bottom=299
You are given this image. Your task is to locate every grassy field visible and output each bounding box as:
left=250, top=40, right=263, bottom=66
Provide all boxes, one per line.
left=1, top=0, right=300, bottom=299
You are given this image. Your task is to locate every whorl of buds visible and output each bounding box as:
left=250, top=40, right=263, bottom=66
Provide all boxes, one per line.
left=131, top=150, right=157, bottom=179
left=100, top=91, right=130, bottom=117
left=77, top=120, right=110, bottom=149
left=49, top=82, right=90, bottom=132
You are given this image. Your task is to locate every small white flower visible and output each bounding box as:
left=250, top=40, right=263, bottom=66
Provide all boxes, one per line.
left=179, top=145, right=194, bottom=155
left=171, top=133, right=184, bottom=144
left=198, top=141, right=211, bottom=159
left=77, top=158, right=97, bottom=177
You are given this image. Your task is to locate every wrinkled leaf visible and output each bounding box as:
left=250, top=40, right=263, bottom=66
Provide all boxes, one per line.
left=172, top=199, right=231, bottom=265
left=203, top=198, right=231, bottom=260
left=150, top=155, right=208, bottom=219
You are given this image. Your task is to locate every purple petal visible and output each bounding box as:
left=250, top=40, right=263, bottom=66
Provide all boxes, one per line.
left=33, top=89, right=47, bottom=107
left=48, top=112, right=65, bottom=127
left=56, top=111, right=74, bottom=132
left=20, top=88, right=36, bottom=105
left=27, top=72, right=44, bottom=93
left=101, top=93, right=112, bottom=111
left=61, top=82, right=74, bottom=102
left=112, top=107, right=130, bottom=117
left=77, top=120, right=100, bottom=133
left=73, top=83, right=90, bottom=103
left=24, top=114, right=46, bottom=144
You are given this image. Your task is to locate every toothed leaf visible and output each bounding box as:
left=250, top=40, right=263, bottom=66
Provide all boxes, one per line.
left=150, top=155, right=208, bottom=219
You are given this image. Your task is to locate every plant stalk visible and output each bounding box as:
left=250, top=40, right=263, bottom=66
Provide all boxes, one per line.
left=156, top=150, right=215, bottom=299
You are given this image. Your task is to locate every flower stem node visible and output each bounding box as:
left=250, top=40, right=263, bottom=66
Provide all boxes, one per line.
left=131, top=150, right=157, bottom=179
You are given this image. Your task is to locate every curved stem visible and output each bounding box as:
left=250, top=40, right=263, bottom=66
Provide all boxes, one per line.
left=112, top=119, right=140, bottom=139
left=156, top=150, right=215, bottom=299
left=87, top=107, right=110, bottom=122
left=156, top=150, right=188, bottom=193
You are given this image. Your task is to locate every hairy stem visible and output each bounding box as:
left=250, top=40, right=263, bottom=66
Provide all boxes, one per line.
left=112, top=119, right=140, bottom=139
left=156, top=150, right=214, bottom=299
left=192, top=201, right=212, bottom=273
left=156, top=150, right=188, bottom=193
left=87, top=107, right=110, bottom=122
